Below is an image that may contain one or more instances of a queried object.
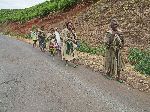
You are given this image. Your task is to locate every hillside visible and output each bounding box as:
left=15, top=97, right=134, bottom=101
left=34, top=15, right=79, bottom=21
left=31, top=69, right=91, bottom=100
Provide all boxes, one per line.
left=0, top=0, right=83, bottom=23
left=0, top=0, right=94, bottom=34
left=55, top=0, right=150, bottom=49
left=0, top=0, right=149, bottom=49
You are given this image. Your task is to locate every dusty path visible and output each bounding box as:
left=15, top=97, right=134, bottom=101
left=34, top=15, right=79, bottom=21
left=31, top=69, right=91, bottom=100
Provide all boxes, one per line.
left=0, top=35, right=150, bottom=112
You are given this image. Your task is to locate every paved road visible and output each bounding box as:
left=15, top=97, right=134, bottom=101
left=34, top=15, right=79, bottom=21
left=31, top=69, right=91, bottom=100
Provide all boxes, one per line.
left=0, top=35, right=150, bottom=112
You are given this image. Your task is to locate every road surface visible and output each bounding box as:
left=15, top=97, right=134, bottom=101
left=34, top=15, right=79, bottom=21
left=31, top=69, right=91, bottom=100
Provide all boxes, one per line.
left=0, top=35, right=150, bottom=112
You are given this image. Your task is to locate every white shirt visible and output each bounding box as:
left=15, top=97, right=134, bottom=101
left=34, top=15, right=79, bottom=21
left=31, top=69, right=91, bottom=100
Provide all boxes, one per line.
left=55, top=31, right=61, bottom=45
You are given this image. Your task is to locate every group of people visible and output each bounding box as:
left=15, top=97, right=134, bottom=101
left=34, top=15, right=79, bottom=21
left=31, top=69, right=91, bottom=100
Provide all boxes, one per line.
left=30, top=19, right=125, bottom=82
left=30, top=21, right=79, bottom=67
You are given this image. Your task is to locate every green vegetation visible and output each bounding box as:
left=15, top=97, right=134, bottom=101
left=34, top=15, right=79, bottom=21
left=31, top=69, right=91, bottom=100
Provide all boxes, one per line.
left=128, top=48, right=150, bottom=76
left=0, top=0, right=80, bottom=23
left=78, top=43, right=150, bottom=76
left=77, top=41, right=106, bottom=56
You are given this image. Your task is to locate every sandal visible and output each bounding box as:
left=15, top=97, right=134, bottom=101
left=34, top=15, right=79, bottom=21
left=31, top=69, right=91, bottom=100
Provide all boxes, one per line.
left=74, top=64, right=78, bottom=68
left=105, top=75, right=113, bottom=80
left=116, top=79, right=123, bottom=83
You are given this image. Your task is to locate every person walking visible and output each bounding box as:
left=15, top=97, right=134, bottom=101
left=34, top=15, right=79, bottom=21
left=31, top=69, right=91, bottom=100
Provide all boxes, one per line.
left=61, top=21, right=78, bottom=67
left=48, top=28, right=57, bottom=58
left=38, top=26, right=46, bottom=52
left=54, top=27, right=62, bottom=56
left=31, top=29, right=38, bottom=48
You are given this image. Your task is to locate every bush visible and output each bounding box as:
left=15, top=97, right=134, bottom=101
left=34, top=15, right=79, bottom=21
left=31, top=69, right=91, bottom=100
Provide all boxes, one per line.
left=128, top=48, right=150, bottom=76
left=135, top=56, right=150, bottom=76
left=25, top=34, right=31, bottom=39
left=128, top=48, right=145, bottom=64
left=77, top=41, right=106, bottom=56
left=0, top=0, right=81, bottom=23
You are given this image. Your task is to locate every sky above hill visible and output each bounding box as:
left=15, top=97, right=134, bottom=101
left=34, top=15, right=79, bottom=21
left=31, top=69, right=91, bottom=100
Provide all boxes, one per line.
left=0, top=0, right=47, bottom=9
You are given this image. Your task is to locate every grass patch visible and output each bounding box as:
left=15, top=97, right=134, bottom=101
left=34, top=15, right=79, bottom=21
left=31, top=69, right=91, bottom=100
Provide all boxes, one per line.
left=128, top=48, right=150, bottom=76
left=77, top=41, right=106, bottom=56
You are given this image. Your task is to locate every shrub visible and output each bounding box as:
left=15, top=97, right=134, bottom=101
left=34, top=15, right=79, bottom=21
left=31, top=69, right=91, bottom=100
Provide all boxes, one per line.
left=128, top=48, right=150, bottom=76
left=25, top=34, right=31, bottom=39
left=135, top=56, right=150, bottom=76
left=0, top=0, right=81, bottom=23
left=77, top=41, right=106, bottom=56
left=128, top=48, right=144, bottom=64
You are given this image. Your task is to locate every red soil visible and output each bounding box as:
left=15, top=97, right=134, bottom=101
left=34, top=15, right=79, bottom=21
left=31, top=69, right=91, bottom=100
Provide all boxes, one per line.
left=7, top=1, right=93, bottom=35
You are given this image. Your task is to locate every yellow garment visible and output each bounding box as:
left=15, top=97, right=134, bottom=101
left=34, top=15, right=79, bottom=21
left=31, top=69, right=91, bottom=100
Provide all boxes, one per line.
left=31, top=31, right=37, bottom=41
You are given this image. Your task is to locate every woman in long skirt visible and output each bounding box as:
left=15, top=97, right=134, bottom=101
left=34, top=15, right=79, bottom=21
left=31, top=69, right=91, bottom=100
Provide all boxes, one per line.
left=61, top=22, right=78, bottom=67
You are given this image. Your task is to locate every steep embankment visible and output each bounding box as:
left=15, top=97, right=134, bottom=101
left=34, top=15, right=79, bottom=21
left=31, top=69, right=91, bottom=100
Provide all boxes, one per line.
left=0, top=0, right=94, bottom=34
left=1, top=0, right=149, bottom=49
left=57, top=0, right=150, bottom=49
